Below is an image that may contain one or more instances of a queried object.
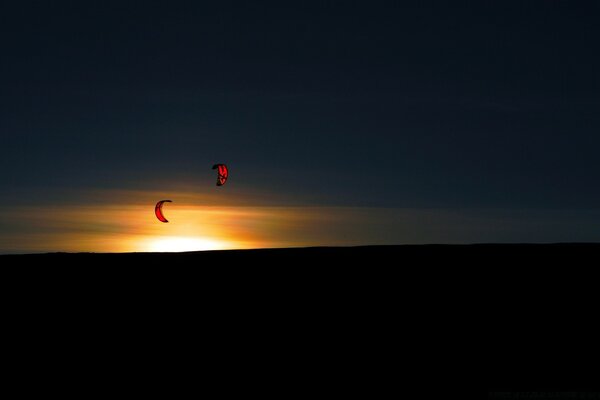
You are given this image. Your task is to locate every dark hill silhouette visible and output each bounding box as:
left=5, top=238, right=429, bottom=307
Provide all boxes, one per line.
left=2, top=244, right=597, bottom=393
left=3, top=243, right=599, bottom=262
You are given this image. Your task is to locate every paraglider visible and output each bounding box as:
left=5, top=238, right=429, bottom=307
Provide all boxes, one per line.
left=153, top=164, right=228, bottom=223
left=212, top=164, right=228, bottom=186
left=155, top=200, right=172, bottom=223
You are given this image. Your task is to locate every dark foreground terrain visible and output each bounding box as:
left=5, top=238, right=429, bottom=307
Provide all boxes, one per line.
left=3, top=244, right=598, bottom=393
left=3, top=243, right=599, bottom=264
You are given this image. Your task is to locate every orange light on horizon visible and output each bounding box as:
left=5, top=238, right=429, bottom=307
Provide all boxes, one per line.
left=140, top=236, right=230, bottom=252
left=0, top=189, right=397, bottom=253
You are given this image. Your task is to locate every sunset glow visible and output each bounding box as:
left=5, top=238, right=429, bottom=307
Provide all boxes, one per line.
left=2, top=187, right=598, bottom=254
left=142, top=236, right=228, bottom=252
left=0, top=189, right=392, bottom=253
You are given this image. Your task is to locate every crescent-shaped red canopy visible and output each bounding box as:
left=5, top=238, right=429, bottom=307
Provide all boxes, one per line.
left=155, top=200, right=172, bottom=223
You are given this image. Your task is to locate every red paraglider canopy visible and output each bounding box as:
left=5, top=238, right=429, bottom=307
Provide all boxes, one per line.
left=212, top=164, right=228, bottom=186
left=155, top=200, right=172, bottom=223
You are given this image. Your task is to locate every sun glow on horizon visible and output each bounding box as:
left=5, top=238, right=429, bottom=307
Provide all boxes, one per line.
left=0, top=195, right=387, bottom=253
left=142, top=236, right=230, bottom=253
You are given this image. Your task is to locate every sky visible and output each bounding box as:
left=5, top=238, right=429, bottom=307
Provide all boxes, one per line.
left=1, top=1, right=599, bottom=252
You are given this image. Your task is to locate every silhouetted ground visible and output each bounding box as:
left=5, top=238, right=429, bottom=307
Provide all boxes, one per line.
left=3, top=244, right=598, bottom=393
left=2, top=243, right=599, bottom=263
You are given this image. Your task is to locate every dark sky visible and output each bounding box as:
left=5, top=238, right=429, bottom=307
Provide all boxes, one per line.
left=1, top=1, right=599, bottom=251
